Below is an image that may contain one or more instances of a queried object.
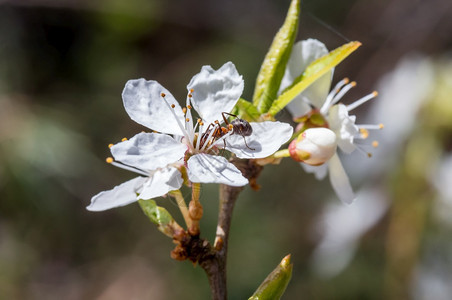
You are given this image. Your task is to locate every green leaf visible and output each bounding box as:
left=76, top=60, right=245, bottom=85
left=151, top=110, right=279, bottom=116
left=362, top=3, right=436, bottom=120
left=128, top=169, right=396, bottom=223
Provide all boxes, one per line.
left=249, top=254, right=293, bottom=300
left=252, top=0, right=300, bottom=114
left=138, top=199, right=176, bottom=237
left=233, top=98, right=261, bottom=122
left=268, top=41, right=361, bottom=116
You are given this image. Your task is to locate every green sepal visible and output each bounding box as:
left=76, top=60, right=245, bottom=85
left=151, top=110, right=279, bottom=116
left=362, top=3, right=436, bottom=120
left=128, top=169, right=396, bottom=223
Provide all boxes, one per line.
left=252, top=0, right=300, bottom=114
left=268, top=41, right=362, bottom=116
left=248, top=254, right=293, bottom=300
left=232, top=98, right=261, bottom=122
left=138, top=199, right=177, bottom=237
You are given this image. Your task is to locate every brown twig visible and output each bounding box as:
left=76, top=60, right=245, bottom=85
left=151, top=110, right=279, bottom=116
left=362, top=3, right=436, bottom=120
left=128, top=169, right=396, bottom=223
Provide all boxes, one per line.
left=172, top=159, right=263, bottom=300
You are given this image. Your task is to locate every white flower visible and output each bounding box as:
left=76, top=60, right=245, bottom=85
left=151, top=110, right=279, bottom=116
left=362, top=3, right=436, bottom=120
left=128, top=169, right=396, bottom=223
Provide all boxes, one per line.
left=280, top=39, right=381, bottom=204
left=88, top=62, right=293, bottom=211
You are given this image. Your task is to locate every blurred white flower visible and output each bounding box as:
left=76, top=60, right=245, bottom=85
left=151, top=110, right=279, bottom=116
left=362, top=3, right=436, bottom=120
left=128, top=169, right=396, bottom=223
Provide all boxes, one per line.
left=431, top=154, right=452, bottom=227
left=412, top=253, right=452, bottom=300
left=346, top=55, right=434, bottom=179
left=310, top=186, right=388, bottom=278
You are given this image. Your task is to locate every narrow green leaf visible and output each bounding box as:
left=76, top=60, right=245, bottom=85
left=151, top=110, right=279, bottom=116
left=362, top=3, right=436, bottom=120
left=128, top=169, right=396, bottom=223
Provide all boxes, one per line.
left=252, top=0, right=300, bottom=114
left=249, top=254, right=293, bottom=300
left=268, top=41, right=361, bottom=116
left=138, top=199, right=176, bottom=237
left=233, top=98, right=261, bottom=122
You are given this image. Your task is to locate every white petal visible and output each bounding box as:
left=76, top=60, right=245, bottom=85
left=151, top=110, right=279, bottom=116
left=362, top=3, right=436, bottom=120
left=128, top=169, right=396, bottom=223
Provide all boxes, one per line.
left=87, top=176, right=146, bottom=211
left=328, top=104, right=359, bottom=153
left=139, top=167, right=183, bottom=200
left=187, top=154, right=248, bottom=186
left=225, top=121, right=293, bottom=159
left=111, top=132, right=186, bottom=171
left=301, top=162, right=328, bottom=180
left=187, top=62, right=244, bottom=124
left=279, top=39, right=333, bottom=116
left=122, top=79, right=185, bottom=135
left=328, top=153, right=355, bottom=204
left=286, top=96, right=313, bottom=118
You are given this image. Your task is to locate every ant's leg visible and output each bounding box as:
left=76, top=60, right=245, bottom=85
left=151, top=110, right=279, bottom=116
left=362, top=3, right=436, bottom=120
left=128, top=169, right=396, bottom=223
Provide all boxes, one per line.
left=199, top=123, right=216, bottom=149
left=222, top=112, right=238, bottom=124
left=221, top=112, right=230, bottom=125
left=242, top=136, right=255, bottom=150
left=204, top=123, right=214, bottom=133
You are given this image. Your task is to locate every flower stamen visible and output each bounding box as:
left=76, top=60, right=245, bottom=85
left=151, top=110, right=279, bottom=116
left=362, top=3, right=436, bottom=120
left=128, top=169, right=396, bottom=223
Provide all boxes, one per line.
left=354, top=144, right=373, bottom=158
left=359, top=128, right=369, bottom=139
left=331, top=81, right=356, bottom=106
left=200, top=124, right=217, bottom=152
left=347, top=91, right=378, bottom=112
left=320, top=78, right=350, bottom=114
left=208, top=131, right=233, bottom=151
left=358, top=123, right=384, bottom=130
left=160, top=93, right=194, bottom=152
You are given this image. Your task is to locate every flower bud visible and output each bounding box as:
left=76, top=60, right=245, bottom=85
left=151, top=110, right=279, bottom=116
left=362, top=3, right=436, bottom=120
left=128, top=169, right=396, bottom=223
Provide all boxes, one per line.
left=288, top=128, right=337, bottom=166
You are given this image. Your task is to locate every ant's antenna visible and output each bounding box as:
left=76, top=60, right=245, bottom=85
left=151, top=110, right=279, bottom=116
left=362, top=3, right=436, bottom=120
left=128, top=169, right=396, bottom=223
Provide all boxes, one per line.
left=306, top=12, right=351, bottom=43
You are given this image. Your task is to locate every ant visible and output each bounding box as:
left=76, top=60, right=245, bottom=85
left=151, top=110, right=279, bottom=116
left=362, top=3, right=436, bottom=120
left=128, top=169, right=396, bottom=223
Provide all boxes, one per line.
left=200, top=112, right=255, bottom=150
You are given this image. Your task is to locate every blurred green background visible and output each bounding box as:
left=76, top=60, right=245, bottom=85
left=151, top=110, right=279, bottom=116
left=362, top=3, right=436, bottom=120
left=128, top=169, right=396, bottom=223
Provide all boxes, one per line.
left=1, top=0, right=452, bottom=299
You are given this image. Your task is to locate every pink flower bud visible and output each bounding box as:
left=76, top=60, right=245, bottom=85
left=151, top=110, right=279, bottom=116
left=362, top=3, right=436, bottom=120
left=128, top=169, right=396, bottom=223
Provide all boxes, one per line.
left=288, top=128, right=337, bottom=166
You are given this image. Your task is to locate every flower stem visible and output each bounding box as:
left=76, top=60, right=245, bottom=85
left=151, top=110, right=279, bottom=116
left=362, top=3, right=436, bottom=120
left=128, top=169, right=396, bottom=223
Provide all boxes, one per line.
left=273, top=149, right=291, bottom=158
left=169, top=190, right=192, bottom=229
left=200, top=184, right=244, bottom=300
left=188, top=183, right=203, bottom=235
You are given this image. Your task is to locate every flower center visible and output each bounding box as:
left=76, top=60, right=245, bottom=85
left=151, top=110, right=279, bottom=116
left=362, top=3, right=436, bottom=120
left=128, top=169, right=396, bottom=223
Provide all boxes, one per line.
left=160, top=90, right=233, bottom=155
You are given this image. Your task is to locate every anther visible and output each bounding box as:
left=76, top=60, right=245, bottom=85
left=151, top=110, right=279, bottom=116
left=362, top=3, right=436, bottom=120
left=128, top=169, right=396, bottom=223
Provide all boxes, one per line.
left=187, top=105, right=192, bottom=110
left=200, top=122, right=204, bottom=126
left=343, top=78, right=350, bottom=84
left=367, top=153, right=373, bottom=158
left=190, top=89, right=194, bottom=93
left=372, top=141, right=379, bottom=148
left=161, top=93, right=166, bottom=97
left=379, top=123, right=384, bottom=129
left=106, top=157, right=114, bottom=163
left=228, top=124, right=233, bottom=130
left=372, top=91, right=379, bottom=97
left=197, top=118, right=201, bottom=123
left=186, top=118, right=190, bottom=122
left=171, top=104, right=175, bottom=108
left=188, top=94, right=192, bottom=98
left=121, top=137, right=128, bottom=142
left=182, top=107, right=187, bottom=114
left=108, top=143, right=114, bottom=148
left=360, top=128, right=369, bottom=139
left=350, top=81, right=357, bottom=87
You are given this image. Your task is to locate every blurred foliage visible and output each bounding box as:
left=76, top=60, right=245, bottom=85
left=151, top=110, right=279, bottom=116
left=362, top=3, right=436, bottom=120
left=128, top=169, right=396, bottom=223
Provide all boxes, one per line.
left=1, top=0, right=452, bottom=299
